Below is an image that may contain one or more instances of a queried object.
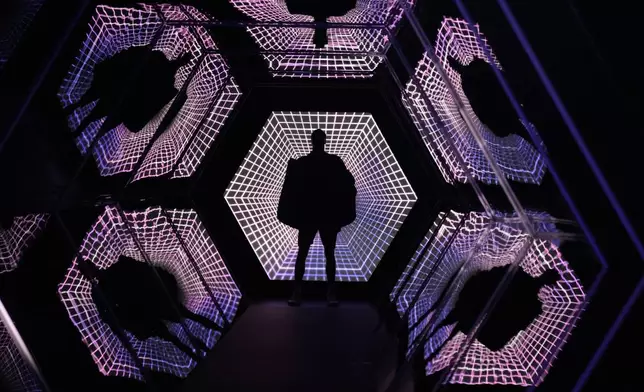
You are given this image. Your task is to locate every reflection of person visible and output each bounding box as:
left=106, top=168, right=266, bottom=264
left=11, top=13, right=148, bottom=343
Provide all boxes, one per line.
left=66, top=47, right=191, bottom=141
left=286, top=0, right=357, bottom=48
left=447, top=56, right=522, bottom=138
left=77, top=256, right=220, bottom=361
left=278, top=129, right=356, bottom=306
left=425, top=266, right=560, bottom=358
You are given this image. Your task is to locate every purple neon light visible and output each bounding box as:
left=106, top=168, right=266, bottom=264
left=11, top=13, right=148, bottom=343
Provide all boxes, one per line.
left=402, top=17, right=546, bottom=185
left=225, top=112, right=416, bottom=281
left=58, top=4, right=241, bottom=179
left=391, top=211, right=585, bottom=386
left=0, top=319, right=42, bottom=391
left=229, top=0, right=414, bottom=78
left=0, top=214, right=49, bottom=275
left=57, top=206, right=241, bottom=380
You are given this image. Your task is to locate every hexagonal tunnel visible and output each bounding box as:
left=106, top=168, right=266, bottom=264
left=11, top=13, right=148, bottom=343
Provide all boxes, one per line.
left=0, top=1, right=636, bottom=392
left=225, top=112, right=417, bottom=281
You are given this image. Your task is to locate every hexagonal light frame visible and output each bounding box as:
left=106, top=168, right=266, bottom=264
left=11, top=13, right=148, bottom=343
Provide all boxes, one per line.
left=58, top=4, right=241, bottom=180
left=391, top=211, right=585, bottom=386
left=403, top=17, right=546, bottom=185
left=225, top=111, right=417, bottom=282
left=229, top=0, right=415, bottom=78
left=58, top=206, right=241, bottom=380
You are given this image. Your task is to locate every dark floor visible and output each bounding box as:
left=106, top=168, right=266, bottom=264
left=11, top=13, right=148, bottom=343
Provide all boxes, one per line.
left=182, top=300, right=398, bottom=392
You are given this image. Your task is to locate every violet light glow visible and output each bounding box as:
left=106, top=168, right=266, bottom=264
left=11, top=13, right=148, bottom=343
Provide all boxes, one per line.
left=58, top=4, right=241, bottom=180
left=58, top=206, right=241, bottom=380
left=229, top=0, right=414, bottom=78
left=403, top=17, right=546, bottom=185
left=391, top=211, right=585, bottom=386
left=0, top=214, right=49, bottom=275
left=225, top=112, right=416, bottom=281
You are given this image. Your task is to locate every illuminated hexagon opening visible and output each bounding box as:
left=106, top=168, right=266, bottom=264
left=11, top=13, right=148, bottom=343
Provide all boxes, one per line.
left=230, top=0, right=414, bottom=78
left=225, top=112, right=417, bottom=282
left=403, top=17, right=546, bottom=185
left=58, top=206, right=241, bottom=380
left=0, top=214, right=49, bottom=275
left=58, top=4, right=241, bottom=180
left=391, top=211, right=585, bottom=386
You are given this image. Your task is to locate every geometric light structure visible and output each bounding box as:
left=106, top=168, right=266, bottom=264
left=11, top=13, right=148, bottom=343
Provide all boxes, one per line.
left=391, top=211, right=585, bottom=386
left=0, top=214, right=49, bottom=275
left=403, top=17, right=546, bottom=185
left=225, top=112, right=416, bottom=281
left=58, top=4, right=241, bottom=179
left=58, top=206, right=241, bottom=380
left=0, top=317, right=42, bottom=391
left=229, top=0, right=415, bottom=78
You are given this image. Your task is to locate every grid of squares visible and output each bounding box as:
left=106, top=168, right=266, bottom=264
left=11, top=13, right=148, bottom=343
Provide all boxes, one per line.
left=58, top=4, right=240, bottom=179
left=390, top=211, right=585, bottom=386
left=225, top=112, right=416, bottom=281
left=0, top=214, right=49, bottom=275
left=57, top=206, right=241, bottom=380
left=402, top=17, right=546, bottom=185
left=0, top=318, right=43, bottom=392
left=230, top=0, right=414, bottom=78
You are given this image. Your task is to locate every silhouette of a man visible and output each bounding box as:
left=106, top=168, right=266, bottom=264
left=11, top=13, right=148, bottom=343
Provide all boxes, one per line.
left=447, top=56, right=528, bottom=138
left=426, top=266, right=560, bottom=358
left=66, top=48, right=191, bottom=141
left=278, top=129, right=356, bottom=306
left=77, top=256, right=220, bottom=361
left=287, top=0, right=357, bottom=48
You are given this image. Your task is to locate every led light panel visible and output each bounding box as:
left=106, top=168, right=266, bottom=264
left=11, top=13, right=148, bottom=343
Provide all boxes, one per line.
left=403, top=17, right=546, bottom=185
left=225, top=112, right=416, bottom=281
left=0, top=318, right=43, bottom=391
left=229, top=0, right=414, bottom=78
left=58, top=4, right=241, bottom=179
left=0, top=214, right=49, bottom=275
left=58, top=206, right=241, bottom=380
left=391, top=211, right=585, bottom=386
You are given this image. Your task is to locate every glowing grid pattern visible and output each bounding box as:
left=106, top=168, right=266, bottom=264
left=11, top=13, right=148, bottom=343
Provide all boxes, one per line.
left=0, top=318, right=43, bottom=391
left=225, top=112, right=416, bottom=281
left=0, top=214, right=49, bottom=275
left=58, top=206, right=241, bottom=380
left=402, top=17, right=546, bottom=185
left=58, top=4, right=241, bottom=179
left=390, top=211, right=585, bottom=386
left=230, top=0, right=414, bottom=78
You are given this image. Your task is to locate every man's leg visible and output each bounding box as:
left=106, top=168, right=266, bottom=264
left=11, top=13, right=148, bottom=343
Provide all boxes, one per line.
left=179, top=304, right=222, bottom=331
left=289, top=229, right=316, bottom=306
left=153, top=321, right=203, bottom=362
left=320, top=228, right=339, bottom=306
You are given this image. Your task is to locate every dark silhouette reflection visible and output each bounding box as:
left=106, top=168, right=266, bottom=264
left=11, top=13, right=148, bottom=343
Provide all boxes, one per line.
left=77, top=256, right=220, bottom=361
left=66, top=46, right=191, bottom=141
left=447, top=56, right=526, bottom=138
left=429, top=266, right=560, bottom=354
left=287, top=0, right=357, bottom=48
left=278, top=129, right=356, bottom=306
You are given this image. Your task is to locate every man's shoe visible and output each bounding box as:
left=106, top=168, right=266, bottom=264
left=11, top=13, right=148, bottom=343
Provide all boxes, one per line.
left=327, top=285, right=339, bottom=307
left=288, top=288, right=302, bottom=306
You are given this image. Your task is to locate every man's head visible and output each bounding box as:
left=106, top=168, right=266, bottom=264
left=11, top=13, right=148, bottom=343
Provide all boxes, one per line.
left=311, top=129, right=326, bottom=151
